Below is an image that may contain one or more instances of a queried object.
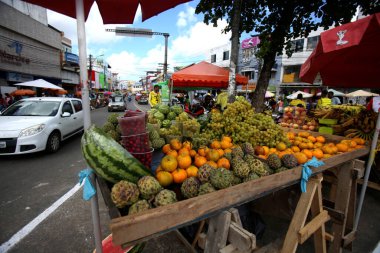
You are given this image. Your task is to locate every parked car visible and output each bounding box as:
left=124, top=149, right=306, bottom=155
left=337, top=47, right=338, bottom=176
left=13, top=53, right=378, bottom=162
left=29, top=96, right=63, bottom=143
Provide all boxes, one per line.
left=138, top=95, right=148, bottom=105
left=108, top=95, right=126, bottom=112
left=0, top=97, right=84, bottom=155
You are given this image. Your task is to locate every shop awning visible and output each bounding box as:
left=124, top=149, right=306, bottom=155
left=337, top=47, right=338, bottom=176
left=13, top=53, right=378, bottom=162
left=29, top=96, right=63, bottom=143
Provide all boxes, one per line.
left=16, top=79, right=63, bottom=90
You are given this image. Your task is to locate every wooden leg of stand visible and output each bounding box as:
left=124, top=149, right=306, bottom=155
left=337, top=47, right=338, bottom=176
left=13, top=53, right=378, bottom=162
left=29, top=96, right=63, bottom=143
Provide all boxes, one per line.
left=329, top=161, right=354, bottom=253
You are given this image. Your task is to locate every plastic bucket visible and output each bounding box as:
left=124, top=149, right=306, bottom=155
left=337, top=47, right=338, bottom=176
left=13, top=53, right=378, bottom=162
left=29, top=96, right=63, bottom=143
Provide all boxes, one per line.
left=131, top=148, right=154, bottom=169
left=121, top=132, right=150, bottom=153
left=118, top=110, right=146, bottom=136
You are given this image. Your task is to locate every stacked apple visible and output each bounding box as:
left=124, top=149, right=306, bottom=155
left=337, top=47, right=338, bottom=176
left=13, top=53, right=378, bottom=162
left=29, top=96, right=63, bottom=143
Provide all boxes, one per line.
left=280, top=107, right=317, bottom=131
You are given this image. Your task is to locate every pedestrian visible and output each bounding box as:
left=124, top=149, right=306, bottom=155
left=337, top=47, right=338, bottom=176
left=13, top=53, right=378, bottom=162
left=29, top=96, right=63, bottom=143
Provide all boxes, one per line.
left=328, top=91, right=341, bottom=105
left=290, top=93, right=306, bottom=107
left=317, top=90, right=331, bottom=108
left=0, top=94, right=6, bottom=111
left=148, top=85, right=161, bottom=108
left=277, top=98, right=284, bottom=114
left=215, top=89, right=228, bottom=111
left=5, top=93, right=13, bottom=106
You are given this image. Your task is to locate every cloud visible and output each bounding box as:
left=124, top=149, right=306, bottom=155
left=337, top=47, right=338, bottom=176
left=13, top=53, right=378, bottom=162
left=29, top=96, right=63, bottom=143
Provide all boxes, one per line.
left=176, top=4, right=197, bottom=28
left=107, top=51, right=140, bottom=80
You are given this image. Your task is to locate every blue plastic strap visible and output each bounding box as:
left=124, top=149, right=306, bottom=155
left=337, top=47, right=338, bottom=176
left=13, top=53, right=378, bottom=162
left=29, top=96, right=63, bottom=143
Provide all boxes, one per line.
left=78, top=168, right=96, bottom=201
left=301, top=157, right=325, bottom=193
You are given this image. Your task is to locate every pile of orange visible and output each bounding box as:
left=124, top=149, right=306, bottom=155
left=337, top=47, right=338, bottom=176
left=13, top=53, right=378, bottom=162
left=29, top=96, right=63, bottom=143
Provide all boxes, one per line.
left=264, top=131, right=366, bottom=164
left=155, top=137, right=233, bottom=186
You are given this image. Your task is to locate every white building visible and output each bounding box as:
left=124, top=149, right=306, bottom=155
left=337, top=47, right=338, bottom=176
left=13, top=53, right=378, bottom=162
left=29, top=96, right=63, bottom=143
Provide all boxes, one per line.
left=208, top=43, right=231, bottom=68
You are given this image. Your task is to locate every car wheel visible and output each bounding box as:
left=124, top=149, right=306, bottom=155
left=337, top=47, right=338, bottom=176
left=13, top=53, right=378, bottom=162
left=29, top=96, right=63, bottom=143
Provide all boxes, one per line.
left=46, top=131, right=61, bottom=153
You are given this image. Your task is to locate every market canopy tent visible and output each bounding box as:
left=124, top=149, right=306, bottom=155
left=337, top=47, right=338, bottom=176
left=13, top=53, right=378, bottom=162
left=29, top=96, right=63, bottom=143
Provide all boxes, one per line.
left=300, top=13, right=380, bottom=88
left=171, top=61, right=248, bottom=89
left=287, top=91, right=313, bottom=99
left=16, top=79, right=63, bottom=90
left=316, top=89, right=346, bottom=97
left=345, top=89, right=379, bottom=97
left=265, top=91, right=275, bottom=98
left=300, top=12, right=380, bottom=233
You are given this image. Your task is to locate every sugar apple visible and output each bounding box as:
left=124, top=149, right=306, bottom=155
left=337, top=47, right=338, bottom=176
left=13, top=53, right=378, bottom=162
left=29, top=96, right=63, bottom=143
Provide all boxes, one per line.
left=154, top=189, right=177, bottom=207
left=111, top=181, right=140, bottom=208
left=137, top=176, right=162, bottom=200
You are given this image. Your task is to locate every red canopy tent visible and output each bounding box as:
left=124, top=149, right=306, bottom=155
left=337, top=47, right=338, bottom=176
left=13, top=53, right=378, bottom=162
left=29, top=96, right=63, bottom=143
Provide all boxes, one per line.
left=171, top=61, right=248, bottom=89
left=300, top=13, right=380, bottom=234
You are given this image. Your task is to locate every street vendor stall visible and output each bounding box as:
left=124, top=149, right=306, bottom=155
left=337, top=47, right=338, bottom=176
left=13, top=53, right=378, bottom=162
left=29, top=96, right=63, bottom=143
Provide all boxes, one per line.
left=300, top=12, right=380, bottom=238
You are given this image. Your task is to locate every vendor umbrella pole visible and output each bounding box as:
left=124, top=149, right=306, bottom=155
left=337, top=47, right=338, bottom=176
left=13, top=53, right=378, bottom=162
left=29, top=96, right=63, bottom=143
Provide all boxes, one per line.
left=75, top=0, right=103, bottom=252
left=354, top=110, right=380, bottom=231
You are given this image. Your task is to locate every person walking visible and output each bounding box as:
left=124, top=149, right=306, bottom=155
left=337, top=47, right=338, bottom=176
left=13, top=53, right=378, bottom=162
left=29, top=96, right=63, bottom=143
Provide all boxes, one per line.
left=317, top=90, right=332, bottom=108
left=148, top=85, right=161, bottom=108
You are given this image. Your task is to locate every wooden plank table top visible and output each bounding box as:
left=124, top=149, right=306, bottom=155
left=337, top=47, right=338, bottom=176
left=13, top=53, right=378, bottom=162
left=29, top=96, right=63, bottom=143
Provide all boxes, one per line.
left=110, top=147, right=369, bottom=246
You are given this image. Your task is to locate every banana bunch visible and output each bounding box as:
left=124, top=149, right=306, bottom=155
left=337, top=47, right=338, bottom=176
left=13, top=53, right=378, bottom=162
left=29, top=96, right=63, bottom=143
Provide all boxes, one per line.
left=344, top=110, right=378, bottom=141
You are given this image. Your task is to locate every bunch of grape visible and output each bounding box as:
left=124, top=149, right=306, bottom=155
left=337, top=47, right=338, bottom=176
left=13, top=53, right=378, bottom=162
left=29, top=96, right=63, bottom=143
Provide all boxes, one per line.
left=182, top=119, right=201, bottom=136
left=201, top=100, right=289, bottom=147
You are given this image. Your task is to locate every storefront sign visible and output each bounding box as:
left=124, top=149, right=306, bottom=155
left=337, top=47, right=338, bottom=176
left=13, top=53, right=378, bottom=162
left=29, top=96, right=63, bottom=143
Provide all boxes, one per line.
left=241, top=37, right=260, bottom=49
left=65, top=52, right=79, bottom=64
left=0, top=50, right=30, bottom=66
left=7, top=72, right=33, bottom=82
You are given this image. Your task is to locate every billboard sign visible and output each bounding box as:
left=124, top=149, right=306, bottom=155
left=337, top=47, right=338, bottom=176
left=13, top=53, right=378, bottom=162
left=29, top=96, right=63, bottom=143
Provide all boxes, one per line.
left=241, top=37, right=260, bottom=49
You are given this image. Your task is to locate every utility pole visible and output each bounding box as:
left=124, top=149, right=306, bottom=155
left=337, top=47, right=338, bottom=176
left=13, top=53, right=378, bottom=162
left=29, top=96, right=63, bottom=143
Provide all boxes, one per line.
left=163, top=34, right=169, bottom=81
left=88, top=54, right=92, bottom=90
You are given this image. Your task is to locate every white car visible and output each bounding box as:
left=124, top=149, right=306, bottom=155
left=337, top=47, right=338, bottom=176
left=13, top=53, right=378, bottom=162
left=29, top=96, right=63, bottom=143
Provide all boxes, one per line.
left=0, top=97, right=84, bottom=155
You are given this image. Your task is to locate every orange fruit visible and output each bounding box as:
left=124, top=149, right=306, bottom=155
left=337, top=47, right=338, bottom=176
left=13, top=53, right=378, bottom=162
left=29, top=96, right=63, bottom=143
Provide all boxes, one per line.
left=198, top=146, right=209, bottom=157
left=316, top=136, right=326, bottom=143
left=206, top=160, right=218, bottom=168
left=355, top=145, right=365, bottom=149
left=312, top=149, right=324, bottom=159
left=170, top=139, right=182, bottom=151
left=331, top=146, right=338, bottom=154
left=302, top=149, right=313, bottom=159
left=156, top=171, right=173, bottom=187
left=217, top=157, right=230, bottom=170
left=307, top=142, right=314, bottom=149
left=323, top=154, right=332, bottom=159
left=186, top=165, right=198, bottom=177
left=167, top=149, right=178, bottom=158
left=278, top=151, right=288, bottom=159
left=182, top=141, right=192, bottom=150
left=216, top=148, right=224, bottom=157
left=194, top=155, right=207, bottom=168
left=155, top=165, right=163, bottom=174
left=276, top=142, right=287, bottom=151
left=177, top=154, right=192, bottom=169
left=291, top=146, right=300, bottom=152
left=222, top=136, right=232, bottom=143
left=336, top=143, right=349, bottom=152
left=314, top=142, right=323, bottom=148
left=162, top=144, right=172, bottom=154
left=269, top=148, right=277, bottom=154
left=308, top=136, right=317, bottom=143
left=352, top=138, right=365, bottom=145
left=221, top=140, right=232, bottom=149
left=178, top=148, right=190, bottom=156
left=211, top=140, right=221, bottom=149
left=224, top=148, right=232, bottom=154
left=294, top=152, right=308, bottom=164
left=287, top=132, right=295, bottom=140
left=349, top=141, right=357, bottom=148
left=189, top=149, right=197, bottom=157
left=172, top=169, right=187, bottom=184
left=298, top=131, right=310, bottom=138
left=206, top=149, right=220, bottom=162
left=299, top=142, right=309, bottom=150
left=161, top=155, right=178, bottom=172
left=262, top=146, right=270, bottom=156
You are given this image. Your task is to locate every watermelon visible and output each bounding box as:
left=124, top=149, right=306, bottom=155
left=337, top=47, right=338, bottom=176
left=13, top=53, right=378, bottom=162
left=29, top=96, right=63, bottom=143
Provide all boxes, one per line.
left=81, top=125, right=152, bottom=183
left=158, top=104, right=170, bottom=115
left=166, top=111, right=177, bottom=120
left=153, top=111, right=165, bottom=121
left=162, top=119, right=172, bottom=128
left=171, top=105, right=183, bottom=115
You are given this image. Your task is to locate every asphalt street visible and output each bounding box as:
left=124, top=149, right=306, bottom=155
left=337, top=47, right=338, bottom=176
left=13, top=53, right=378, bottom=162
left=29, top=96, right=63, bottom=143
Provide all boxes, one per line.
left=0, top=99, right=149, bottom=253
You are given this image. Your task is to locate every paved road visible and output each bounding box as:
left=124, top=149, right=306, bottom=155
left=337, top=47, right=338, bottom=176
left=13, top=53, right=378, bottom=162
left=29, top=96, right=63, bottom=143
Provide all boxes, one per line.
left=0, top=99, right=149, bottom=253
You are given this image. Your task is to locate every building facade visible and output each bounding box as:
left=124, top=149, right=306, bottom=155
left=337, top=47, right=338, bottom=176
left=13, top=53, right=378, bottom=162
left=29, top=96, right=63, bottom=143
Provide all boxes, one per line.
left=0, top=1, right=62, bottom=95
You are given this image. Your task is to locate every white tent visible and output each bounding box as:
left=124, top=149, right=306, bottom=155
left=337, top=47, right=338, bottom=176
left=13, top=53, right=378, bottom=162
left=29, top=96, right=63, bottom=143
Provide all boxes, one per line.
left=345, top=90, right=379, bottom=97
left=16, top=79, right=63, bottom=90
left=265, top=91, right=275, bottom=98
left=287, top=91, right=313, bottom=99
left=317, top=89, right=346, bottom=97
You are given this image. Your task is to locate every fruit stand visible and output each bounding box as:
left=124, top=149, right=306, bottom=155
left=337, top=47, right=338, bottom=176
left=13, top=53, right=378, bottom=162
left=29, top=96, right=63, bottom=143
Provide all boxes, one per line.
left=93, top=132, right=368, bottom=252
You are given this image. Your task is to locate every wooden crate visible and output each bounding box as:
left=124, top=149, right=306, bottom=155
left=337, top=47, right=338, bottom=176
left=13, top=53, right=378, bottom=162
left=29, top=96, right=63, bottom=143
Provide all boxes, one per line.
left=104, top=146, right=368, bottom=247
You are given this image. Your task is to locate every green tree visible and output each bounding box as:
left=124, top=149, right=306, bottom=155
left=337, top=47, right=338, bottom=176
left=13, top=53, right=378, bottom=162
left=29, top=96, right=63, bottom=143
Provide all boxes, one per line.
left=196, top=0, right=380, bottom=112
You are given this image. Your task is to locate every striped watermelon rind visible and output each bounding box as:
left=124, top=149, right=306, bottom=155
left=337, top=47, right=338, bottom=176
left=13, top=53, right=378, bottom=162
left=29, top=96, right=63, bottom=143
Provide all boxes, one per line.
left=81, top=125, right=152, bottom=183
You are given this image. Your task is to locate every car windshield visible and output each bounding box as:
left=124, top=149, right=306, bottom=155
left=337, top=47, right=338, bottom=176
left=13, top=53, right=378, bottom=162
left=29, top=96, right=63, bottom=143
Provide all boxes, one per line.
left=1, top=100, right=61, bottom=116
left=112, top=96, right=123, bottom=102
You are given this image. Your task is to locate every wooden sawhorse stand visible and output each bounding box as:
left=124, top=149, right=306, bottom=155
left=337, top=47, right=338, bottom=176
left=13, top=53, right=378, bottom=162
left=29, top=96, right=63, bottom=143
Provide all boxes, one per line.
left=281, top=174, right=330, bottom=253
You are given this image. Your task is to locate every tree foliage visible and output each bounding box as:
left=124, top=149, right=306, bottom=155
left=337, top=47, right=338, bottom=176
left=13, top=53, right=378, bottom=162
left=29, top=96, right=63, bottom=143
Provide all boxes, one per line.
left=196, top=0, right=380, bottom=111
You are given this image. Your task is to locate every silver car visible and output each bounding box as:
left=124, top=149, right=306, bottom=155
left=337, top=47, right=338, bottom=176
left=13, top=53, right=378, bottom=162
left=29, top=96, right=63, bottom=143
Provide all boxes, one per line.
left=108, top=95, right=126, bottom=112
left=0, top=97, right=84, bottom=155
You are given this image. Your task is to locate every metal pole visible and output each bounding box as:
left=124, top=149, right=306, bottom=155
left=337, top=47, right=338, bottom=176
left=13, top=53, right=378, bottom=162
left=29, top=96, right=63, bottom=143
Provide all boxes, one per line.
left=88, top=54, right=92, bottom=91
left=75, top=1, right=102, bottom=252
left=354, top=111, right=380, bottom=231
left=163, top=34, right=169, bottom=81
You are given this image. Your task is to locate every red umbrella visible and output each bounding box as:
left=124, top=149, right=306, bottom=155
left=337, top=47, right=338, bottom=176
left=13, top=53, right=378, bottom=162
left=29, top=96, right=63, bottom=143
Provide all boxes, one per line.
left=300, top=13, right=380, bottom=88
left=22, top=0, right=190, bottom=24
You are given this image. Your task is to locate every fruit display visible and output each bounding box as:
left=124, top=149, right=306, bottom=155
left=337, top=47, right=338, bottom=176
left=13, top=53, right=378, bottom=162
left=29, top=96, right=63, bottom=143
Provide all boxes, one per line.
left=198, top=100, right=289, bottom=148
left=102, top=113, right=122, bottom=142
left=279, top=106, right=319, bottom=131
left=81, top=125, right=152, bottom=184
